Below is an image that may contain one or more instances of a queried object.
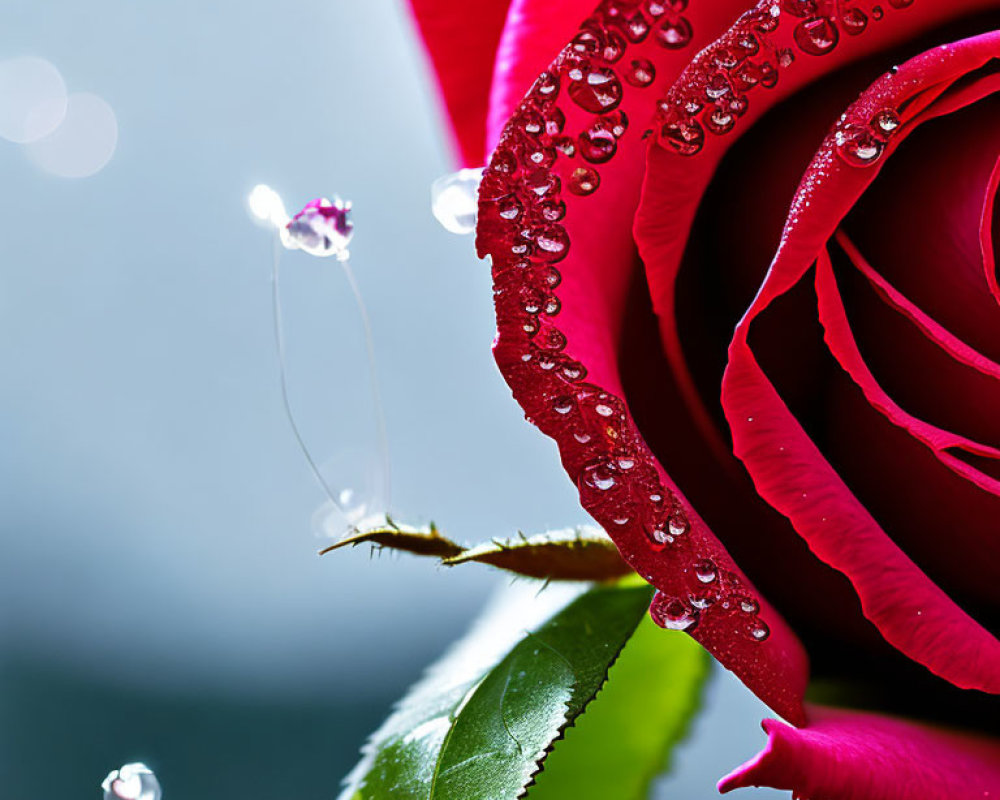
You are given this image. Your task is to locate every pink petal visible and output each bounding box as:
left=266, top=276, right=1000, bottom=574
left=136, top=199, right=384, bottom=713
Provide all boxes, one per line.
left=723, top=32, right=1000, bottom=692
left=719, top=705, right=1000, bottom=799
left=406, top=0, right=514, bottom=165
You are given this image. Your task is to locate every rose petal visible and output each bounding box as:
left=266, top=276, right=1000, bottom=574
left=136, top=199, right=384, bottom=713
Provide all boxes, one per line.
left=478, top=0, right=810, bottom=723
left=723, top=33, right=1000, bottom=692
left=486, top=0, right=597, bottom=155
left=718, top=705, right=1000, bottom=799
left=406, top=0, right=514, bottom=165
left=634, top=1, right=1000, bottom=456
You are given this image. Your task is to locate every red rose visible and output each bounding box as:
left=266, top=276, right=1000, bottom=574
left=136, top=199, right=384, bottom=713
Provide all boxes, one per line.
left=408, top=0, right=1000, bottom=796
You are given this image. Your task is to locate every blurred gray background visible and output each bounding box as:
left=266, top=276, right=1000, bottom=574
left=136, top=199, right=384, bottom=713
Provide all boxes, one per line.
left=0, top=1, right=785, bottom=797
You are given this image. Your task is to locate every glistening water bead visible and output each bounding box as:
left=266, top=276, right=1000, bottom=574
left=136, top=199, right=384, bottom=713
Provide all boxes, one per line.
left=102, top=763, right=161, bottom=800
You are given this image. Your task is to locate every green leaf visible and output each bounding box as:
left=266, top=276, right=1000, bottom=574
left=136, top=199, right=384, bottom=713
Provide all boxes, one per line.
left=442, top=527, right=629, bottom=581
left=340, top=581, right=653, bottom=800
left=525, top=616, right=711, bottom=800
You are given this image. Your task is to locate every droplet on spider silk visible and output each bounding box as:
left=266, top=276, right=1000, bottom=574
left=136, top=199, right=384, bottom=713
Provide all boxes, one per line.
left=310, top=447, right=388, bottom=539
left=431, top=167, right=483, bottom=234
left=283, top=197, right=354, bottom=258
left=101, top=763, right=161, bottom=800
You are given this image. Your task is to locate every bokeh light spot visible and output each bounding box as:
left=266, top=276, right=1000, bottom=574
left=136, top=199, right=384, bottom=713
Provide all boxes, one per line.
left=24, top=92, right=118, bottom=178
left=0, top=56, right=68, bottom=143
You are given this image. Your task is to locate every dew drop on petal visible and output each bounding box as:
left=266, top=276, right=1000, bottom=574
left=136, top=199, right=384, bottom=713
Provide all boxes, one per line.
left=626, top=58, right=656, bottom=87
left=567, top=67, right=623, bottom=114
left=102, top=763, right=161, bottom=800
left=580, top=459, right=617, bottom=491
left=650, top=594, right=700, bottom=631
left=871, top=108, right=901, bottom=135
left=656, top=17, right=693, bottom=49
left=835, top=123, right=884, bottom=167
left=841, top=7, right=868, bottom=35
left=568, top=166, right=600, bottom=195
left=578, top=125, right=617, bottom=163
left=793, top=16, right=839, bottom=56
left=749, top=619, right=771, bottom=641
left=694, top=558, right=718, bottom=583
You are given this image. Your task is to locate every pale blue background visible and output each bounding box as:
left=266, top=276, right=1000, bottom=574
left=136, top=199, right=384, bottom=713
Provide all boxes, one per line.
left=0, top=1, right=786, bottom=797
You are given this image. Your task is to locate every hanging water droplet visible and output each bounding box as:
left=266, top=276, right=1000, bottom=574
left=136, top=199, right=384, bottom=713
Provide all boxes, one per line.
left=568, top=165, right=601, bottom=195
left=102, top=763, right=161, bottom=800
left=283, top=197, right=355, bottom=258
left=650, top=594, right=700, bottom=631
left=694, top=558, right=718, bottom=583
left=310, top=447, right=388, bottom=539
left=431, top=167, right=483, bottom=235
left=793, top=17, right=839, bottom=56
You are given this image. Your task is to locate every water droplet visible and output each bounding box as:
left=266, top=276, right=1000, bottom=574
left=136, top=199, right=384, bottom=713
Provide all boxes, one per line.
left=657, top=17, right=693, bottom=49
left=538, top=327, right=567, bottom=351
left=578, top=125, right=617, bottom=163
left=602, top=29, right=628, bottom=63
left=567, top=67, right=623, bottom=113
left=568, top=165, right=601, bottom=195
left=617, top=456, right=635, bottom=470
left=626, top=58, right=656, bottom=87
left=705, top=105, right=735, bottom=135
left=835, top=123, right=884, bottom=166
left=650, top=594, right=700, bottom=631
left=871, top=108, right=900, bottom=135
left=534, top=225, right=570, bottom=260
left=694, top=558, right=718, bottom=583
left=739, top=597, right=760, bottom=614
left=497, top=194, right=523, bottom=220
left=668, top=515, right=688, bottom=536
left=749, top=620, right=771, bottom=641
left=580, top=460, right=617, bottom=491
left=777, top=48, right=795, bottom=68
left=595, top=402, right=614, bottom=417
left=524, top=168, right=560, bottom=197
left=871, top=5, right=884, bottom=20
left=431, top=168, right=483, bottom=235
left=622, top=11, right=651, bottom=41
left=553, top=395, right=576, bottom=416
left=841, top=7, right=868, bottom=35
left=545, top=107, right=566, bottom=135
left=285, top=197, right=355, bottom=258
left=793, top=17, right=839, bottom=56
left=102, top=763, right=161, bottom=800
left=660, top=116, right=704, bottom=155
left=781, top=0, right=817, bottom=17
left=705, top=73, right=731, bottom=100
left=560, top=360, right=587, bottom=381
left=540, top=266, right=562, bottom=287
left=537, top=71, right=560, bottom=99
left=542, top=295, right=561, bottom=315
